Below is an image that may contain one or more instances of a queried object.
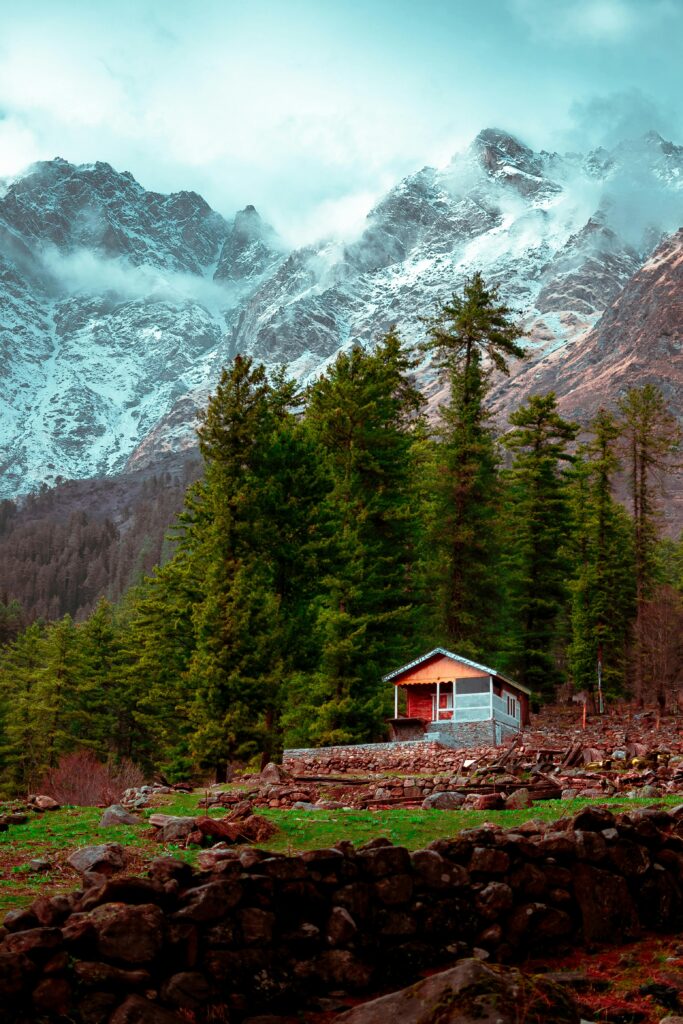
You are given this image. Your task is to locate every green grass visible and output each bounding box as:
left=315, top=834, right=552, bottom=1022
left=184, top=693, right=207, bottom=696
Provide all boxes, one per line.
left=0, top=791, right=680, bottom=917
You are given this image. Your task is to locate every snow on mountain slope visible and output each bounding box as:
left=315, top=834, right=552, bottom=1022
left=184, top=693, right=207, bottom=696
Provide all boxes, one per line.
left=0, top=159, right=286, bottom=495
left=1, top=130, right=682, bottom=495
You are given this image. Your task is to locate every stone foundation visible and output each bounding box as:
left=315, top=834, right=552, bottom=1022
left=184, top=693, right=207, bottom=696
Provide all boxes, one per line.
left=282, top=740, right=465, bottom=774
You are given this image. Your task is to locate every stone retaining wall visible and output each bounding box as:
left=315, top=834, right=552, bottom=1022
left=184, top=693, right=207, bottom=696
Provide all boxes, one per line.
left=2, top=804, right=683, bottom=1022
left=283, top=740, right=469, bottom=774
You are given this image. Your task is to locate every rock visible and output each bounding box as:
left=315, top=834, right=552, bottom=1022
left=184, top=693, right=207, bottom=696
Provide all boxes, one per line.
left=357, top=845, right=411, bottom=877
left=79, top=876, right=165, bottom=911
left=149, top=816, right=198, bottom=844
left=470, top=847, right=510, bottom=874
left=174, top=880, right=243, bottom=923
left=472, top=794, right=505, bottom=811
left=99, top=804, right=141, bottom=827
left=3, top=927, right=63, bottom=959
left=572, top=806, right=616, bottom=832
left=148, top=856, right=194, bottom=886
left=573, top=862, right=640, bottom=943
left=79, top=990, right=119, bottom=1023
left=333, top=957, right=580, bottom=1023
left=31, top=795, right=60, bottom=811
left=505, top=788, right=533, bottom=810
left=327, top=907, right=358, bottom=946
left=32, top=975, right=72, bottom=1015
left=67, top=843, right=127, bottom=876
left=260, top=762, right=287, bottom=783
left=3, top=907, right=39, bottom=932
left=88, top=903, right=165, bottom=963
left=160, top=971, right=213, bottom=1009
left=476, top=881, right=514, bottom=920
left=422, top=791, right=466, bottom=810
left=110, top=994, right=186, bottom=1023
left=27, top=858, right=52, bottom=873
left=73, top=960, right=152, bottom=988
left=0, top=950, right=37, bottom=999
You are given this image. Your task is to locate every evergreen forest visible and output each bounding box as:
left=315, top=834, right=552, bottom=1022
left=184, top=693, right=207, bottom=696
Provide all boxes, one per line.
left=0, top=274, right=681, bottom=793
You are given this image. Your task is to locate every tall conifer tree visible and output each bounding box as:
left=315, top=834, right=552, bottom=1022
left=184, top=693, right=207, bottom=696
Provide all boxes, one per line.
left=423, top=273, right=524, bottom=657
left=294, top=331, right=425, bottom=745
left=501, top=393, right=578, bottom=696
left=568, top=409, right=635, bottom=699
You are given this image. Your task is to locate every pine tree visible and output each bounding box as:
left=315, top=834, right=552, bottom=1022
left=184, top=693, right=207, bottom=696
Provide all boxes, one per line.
left=0, top=623, right=48, bottom=792
left=176, top=356, right=330, bottom=775
left=568, top=410, right=636, bottom=701
left=422, top=273, right=524, bottom=657
left=294, top=330, right=425, bottom=745
left=501, top=393, right=578, bottom=696
left=617, top=385, right=681, bottom=701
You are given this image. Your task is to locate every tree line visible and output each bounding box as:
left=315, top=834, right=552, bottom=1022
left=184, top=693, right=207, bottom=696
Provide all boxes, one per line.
left=0, top=274, right=680, bottom=792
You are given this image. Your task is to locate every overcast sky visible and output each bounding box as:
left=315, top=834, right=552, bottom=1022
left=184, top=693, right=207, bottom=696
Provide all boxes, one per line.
left=0, top=0, right=681, bottom=244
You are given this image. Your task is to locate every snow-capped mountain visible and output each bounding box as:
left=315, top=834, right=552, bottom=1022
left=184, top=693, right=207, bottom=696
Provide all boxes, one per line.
left=1, top=129, right=682, bottom=496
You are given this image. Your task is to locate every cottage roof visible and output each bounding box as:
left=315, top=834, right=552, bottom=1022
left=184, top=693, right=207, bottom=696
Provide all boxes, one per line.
left=382, top=647, right=532, bottom=695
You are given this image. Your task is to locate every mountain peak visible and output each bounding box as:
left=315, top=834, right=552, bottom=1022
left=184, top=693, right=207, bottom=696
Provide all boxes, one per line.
left=213, top=205, right=282, bottom=282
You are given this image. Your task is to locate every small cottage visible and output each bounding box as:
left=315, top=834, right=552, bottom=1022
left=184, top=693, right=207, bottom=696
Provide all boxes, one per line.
left=384, top=647, right=530, bottom=747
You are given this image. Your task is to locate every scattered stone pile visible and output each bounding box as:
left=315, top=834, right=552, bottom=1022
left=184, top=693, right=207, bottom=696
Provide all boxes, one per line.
left=121, top=782, right=192, bottom=811
left=201, top=763, right=555, bottom=812
left=282, top=706, right=683, bottom=805
left=149, top=801, right=278, bottom=847
left=3, top=803, right=683, bottom=1021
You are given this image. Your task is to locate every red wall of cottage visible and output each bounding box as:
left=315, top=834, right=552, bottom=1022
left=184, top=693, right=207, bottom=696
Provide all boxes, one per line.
left=406, top=685, right=434, bottom=722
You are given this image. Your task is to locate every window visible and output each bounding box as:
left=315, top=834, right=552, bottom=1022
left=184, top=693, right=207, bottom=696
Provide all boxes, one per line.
left=455, top=678, right=489, bottom=695
left=506, top=695, right=518, bottom=719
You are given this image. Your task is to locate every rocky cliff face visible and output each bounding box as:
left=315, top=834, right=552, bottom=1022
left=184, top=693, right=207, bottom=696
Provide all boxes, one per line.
left=1, top=130, right=681, bottom=496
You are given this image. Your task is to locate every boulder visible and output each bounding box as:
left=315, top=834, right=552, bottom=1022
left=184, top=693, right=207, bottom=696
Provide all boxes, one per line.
left=31, top=795, right=60, bottom=811
left=0, top=950, right=37, bottom=999
left=333, top=957, right=579, bottom=1023
left=109, top=994, right=186, bottom=1023
left=573, top=862, right=640, bottom=943
left=67, top=843, right=127, bottom=876
left=149, top=815, right=198, bottom=844
left=88, top=903, right=165, bottom=963
left=99, top=805, right=141, bottom=828
left=504, top=788, right=533, bottom=810
left=422, top=791, right=467, bottom=810
left=260, top=762, right=287, bottom=784
left=174, top=880, right=243, bottom=923
left=160, top=971, right=213, bottom=1009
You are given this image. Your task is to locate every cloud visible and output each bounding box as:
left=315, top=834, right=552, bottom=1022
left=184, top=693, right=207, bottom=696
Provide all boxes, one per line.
left=510, top=0, right=678, bottom=43
left=40, top=247, right=242, bottom=312
left=566, top=89, right=678, bottom=150
left=0, top=115, right=41, bottom=177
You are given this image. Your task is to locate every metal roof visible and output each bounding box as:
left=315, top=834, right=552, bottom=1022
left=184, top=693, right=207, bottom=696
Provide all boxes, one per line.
left=381, top=646, right=531, bottom=695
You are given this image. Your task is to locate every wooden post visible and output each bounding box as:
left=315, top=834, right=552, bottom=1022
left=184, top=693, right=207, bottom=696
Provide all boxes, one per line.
left=436, top=681, right=441, bottom=722
left=394, top=684, right=398, bottom=719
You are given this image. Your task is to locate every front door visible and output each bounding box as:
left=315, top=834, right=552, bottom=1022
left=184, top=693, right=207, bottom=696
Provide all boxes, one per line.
left=431, top=685, right=454, bottom=721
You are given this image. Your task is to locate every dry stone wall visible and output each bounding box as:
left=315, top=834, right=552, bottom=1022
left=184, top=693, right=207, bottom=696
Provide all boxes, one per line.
left=2, top=804, right=683, bottom=1022
left=283, top=741, right=470, bottom=774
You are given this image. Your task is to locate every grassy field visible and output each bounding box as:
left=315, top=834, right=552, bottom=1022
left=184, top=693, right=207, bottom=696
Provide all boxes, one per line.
left=1, top=790, right=681, bottom=917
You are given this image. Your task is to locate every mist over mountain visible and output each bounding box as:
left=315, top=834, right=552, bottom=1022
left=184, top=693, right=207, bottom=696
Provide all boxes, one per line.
left=1, top=127, right=682, bottom=498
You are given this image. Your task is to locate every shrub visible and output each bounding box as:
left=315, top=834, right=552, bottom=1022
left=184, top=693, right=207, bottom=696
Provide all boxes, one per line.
left=40, top=751, right=145, bottom=806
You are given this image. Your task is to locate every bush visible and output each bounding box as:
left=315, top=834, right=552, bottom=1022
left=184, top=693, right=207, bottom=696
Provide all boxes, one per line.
left=40, top=751, right=145, bottom=806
